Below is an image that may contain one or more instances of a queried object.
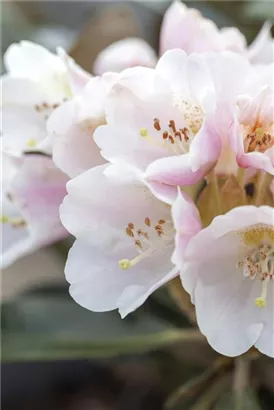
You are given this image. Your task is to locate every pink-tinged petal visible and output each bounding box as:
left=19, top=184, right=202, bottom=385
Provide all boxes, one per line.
left=146, top=153, right=207, bottom=187
left=239, top=86, right=273, bottom=126
left=159, top=1, right=223, bottom=55
left=171, top=189, right=202, bottom=266
left=1, top=154, right=69, bottom=268
left=188, top=118, right=221, bottom=172
left=247, top=21, right=274, bottom=64
left=229, top=86, right=274, bottom=174
left=93, top=38, right=157, bottom=75
left=57, top=47, right=92, bottom=94
left=145, top=118, right=220, bottom=186
left=145, top=181, right=178, bottom=205
left=47, top=97, right=105, bottom=178
left=237, top=149, right=274, bottom=175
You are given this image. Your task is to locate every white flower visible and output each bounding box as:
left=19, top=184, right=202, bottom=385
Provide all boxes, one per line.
left=60, top=163, right=199, bottom=317
left=47, top=73, right=118, bottom=178
left=179, top=205, right=274, bottom=357
left=160, top=1, right=273, bottom=64
left=1, top=41, right=91, bottom=156
left=93, top=38, right=157, bottom=75
left=94, top=49, right=221, bottom=202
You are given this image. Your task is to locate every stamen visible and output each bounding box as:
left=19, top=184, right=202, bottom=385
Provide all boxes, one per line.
left=126, top=227, right=134, bottom=237
left=145, top=217, right=151, bottom=227
left=237, top=241, right=274, bottom=308
left=119, top=218, right=174, bottom=270
left=244, top=127, right=273, bottom=154
left=139, top=117, right=193, bottom=155
left=153, top=118, right=161, bottom=131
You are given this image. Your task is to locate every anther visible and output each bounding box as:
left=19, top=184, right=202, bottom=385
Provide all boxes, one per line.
left=145, top=217, right=151, bottom=227
left=169, top=120, right=177, bottom=133
left=154, top=118, right=161, bottom=131
left=126, top=227, right=134, bottom=237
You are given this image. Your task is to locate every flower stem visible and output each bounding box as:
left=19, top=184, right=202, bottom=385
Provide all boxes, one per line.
left=209, top=171, right=223, bottom=215
left=165, top=357, right=232, bottom=409
left=234, top=356, right=250, bottom=410
left=237, top=167, right=247, bottom=205
left=254, top=171, right=272, bottom=206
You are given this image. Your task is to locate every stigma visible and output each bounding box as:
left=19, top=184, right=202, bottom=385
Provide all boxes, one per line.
left=27, top=138, right=37, bottom=148
left=1, top=215, right=26, bottom=227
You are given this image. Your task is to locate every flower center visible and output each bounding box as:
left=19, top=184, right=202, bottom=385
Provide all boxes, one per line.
left=243, top=126, right=273, bottom=154
left=140, top=118, right=192, bottom=155
left=119, top=217, right=174, bottom=270
left=237, top=224, right=274, bottom=307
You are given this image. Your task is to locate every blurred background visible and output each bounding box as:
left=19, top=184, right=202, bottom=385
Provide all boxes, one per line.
left=1, top=1, right=274, bottom=410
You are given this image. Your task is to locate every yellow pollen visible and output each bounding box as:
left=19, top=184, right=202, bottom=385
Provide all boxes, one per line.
left=255, top=297, right=266, bottom=308
left=239, top=224, right=274, bottom=246
left=140, top=128, right=148, bottom=138
left=27, top=138, right=37, bottom=148
left=1, top=215, right=9, bottom=223
left=119, top=259, right=131, bottom=270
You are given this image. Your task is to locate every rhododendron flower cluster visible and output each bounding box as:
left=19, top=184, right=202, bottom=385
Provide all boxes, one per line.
left=1, top=1, right=273, bottom=358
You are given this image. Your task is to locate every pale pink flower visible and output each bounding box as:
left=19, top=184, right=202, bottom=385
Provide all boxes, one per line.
left=47, top=73, right=119, bottom=178
left=94, top=49, right=221, bottom=200
left=60, top=163, right=199, bottom=317
left=160, top=1, right=247, bottom=56
left=198, top=52, right=274, bottom=176
left=1, top=152, right=68, bottom=268
left=1, top=41, right=91, bottom=156
left=93, top=38, right=157, bottom=75
left=179, top=204, right=274, bottom=358
left=160, top=1, right=273, bottom=64
left=229, top=86, right=274, bottom=174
